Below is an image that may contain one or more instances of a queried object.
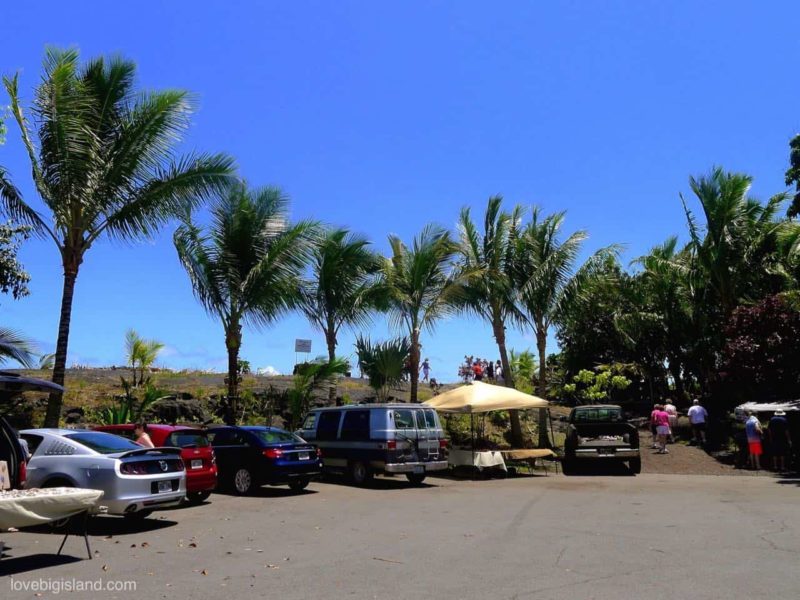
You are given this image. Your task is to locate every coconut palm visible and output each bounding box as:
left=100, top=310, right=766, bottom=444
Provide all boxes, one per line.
left=300, top=227, right=386, bottom=399
left=0, top=49, right=234, bottom=426
left=0, top=327, right=35, bottom=368
left=457, top=195, right=526, bottom=443
left=174, top=182, right=316, bottom=424
left=516, top=207, right=618, bottom=446
left=124, top=329, right=165, bottom=387
left=383, top=225, right=463, bottom=402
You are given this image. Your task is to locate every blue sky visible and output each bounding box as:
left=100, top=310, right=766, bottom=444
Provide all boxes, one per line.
left=1, top=1, right=799, bottom=381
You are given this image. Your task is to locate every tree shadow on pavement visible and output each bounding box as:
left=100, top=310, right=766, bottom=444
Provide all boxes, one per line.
left=0, top=553, right=82, bottom=577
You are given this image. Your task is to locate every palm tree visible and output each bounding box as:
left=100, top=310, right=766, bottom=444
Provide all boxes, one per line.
left=0, top=327, right=35, bottom=367
left=516, top=207, right=617, bottom=446
left=124, top=329, right=165, bottom=387
left=300, top=228, right=385, bottom=399
left=174, top=182, right=316, bottom=424
left=288, top=357, right=350, bottom=428
left=457, top=196, right=527, bottom=443
left=0, top=49, right=234, bottom=426
left=383, top=225, right=463, bottom=402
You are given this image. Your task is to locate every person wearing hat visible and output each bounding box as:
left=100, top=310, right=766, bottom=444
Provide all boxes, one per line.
left=687, top=399, right=708, bottom=446
left=768, top=410, right=791, bottom=472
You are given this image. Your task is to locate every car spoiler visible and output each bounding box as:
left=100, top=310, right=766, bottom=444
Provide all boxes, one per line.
left=116, top=446, right=183, bottom=458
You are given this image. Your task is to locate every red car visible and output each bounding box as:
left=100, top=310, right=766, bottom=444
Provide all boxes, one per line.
left=94, top=424, right=217, bottom=503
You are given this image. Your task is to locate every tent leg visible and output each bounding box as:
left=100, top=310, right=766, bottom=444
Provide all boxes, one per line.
left=471, top=413, right=476, bottom=480
left=547, top=408, right=559, bottom=474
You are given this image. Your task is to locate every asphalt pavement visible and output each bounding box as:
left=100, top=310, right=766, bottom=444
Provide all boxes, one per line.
left=2, top=472, right=798, bottom=600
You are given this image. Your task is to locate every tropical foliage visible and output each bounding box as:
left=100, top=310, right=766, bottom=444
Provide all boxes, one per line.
left=457, top=196, right=525, bottom=442
left=0, top=222, right=30, bottom=300
left=0, top=48, right=234, bottom=426
left=355, top=336, right=411, bottom=402
left=383, top=225, right=463, bottom=402
left=98, top=380, right=170, bottom=425
left=287, top=357, right=350, bottom=428
left=124, top=329, right=164, bottom=387
left=300, top=227, right=385, bottom=399
left=0, top=327, right=35, bottom=368
left=174, top=182, right=316, bottom=423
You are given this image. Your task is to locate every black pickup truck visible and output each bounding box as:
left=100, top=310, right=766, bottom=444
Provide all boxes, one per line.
left=562, top=404, right=641, bottom=475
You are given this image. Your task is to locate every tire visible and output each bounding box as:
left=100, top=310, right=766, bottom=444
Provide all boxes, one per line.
left=186, top=490, right=212, bottom=504
left=349, top=461, right=373, bottom=486
left=288, top=478, right=310, bottom=492
left=405, top=473, right=426, bottom=485
left=629, top=457, right=642, bottom=475
left=561, top=459, right=575, bottom=475
left=233, top=468, right=254, bottom=495
left=124, top=510, right=153, bottom=520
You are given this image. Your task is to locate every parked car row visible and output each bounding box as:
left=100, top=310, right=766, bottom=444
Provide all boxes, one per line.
left=1, top=374, right=450, bottom=521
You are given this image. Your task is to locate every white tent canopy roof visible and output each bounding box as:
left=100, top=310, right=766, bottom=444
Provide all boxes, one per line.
left=423, top=381, right=549, bottom=414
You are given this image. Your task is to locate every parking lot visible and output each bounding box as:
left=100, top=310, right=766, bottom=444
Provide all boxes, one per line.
left=2, top=472, right=799, bottom=600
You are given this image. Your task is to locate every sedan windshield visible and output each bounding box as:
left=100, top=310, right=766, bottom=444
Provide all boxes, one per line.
left=65, top=432, right=143, bottom=454
left=251, top=429, right=302, bottom=444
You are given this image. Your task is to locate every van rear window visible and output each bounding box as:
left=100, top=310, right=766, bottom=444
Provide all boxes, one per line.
left=393, top=410, right=415, bottom=429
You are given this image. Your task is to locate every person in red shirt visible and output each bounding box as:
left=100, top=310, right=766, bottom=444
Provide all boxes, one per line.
left=472, top=360, right=484, bottom=382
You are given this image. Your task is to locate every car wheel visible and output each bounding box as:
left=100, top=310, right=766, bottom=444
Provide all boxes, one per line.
left=186, top=490, right=212, bottom=504
left=629, top=457, right=642, bottom=475
left=288, top=478, right=310, bottom=492
left=124, top=510, right=153, bottom=520
left=561, top=459, right=575, bottom=475
left=349, top=461, right=373, bottom=486
left=233, top=468, right=253, bottom=495
left=405, top=473, right=426, bottom=485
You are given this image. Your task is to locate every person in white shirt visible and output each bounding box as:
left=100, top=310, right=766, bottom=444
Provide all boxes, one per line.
left=687, top=399, right=708, bottom=445
left=664, top=400, right=678, bottom=443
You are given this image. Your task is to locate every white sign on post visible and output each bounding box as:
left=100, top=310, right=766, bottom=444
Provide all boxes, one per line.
left=294, top=339, right=312, bottom=353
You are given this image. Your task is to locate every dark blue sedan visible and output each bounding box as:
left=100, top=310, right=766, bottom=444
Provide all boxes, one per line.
left=206, top=426, right=322, bottom=494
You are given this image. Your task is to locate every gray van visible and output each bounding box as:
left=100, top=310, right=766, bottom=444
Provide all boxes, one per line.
left=298, top=404, right=448, bottom=485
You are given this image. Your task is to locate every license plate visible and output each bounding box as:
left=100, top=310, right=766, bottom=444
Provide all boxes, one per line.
left=157, top=480, right=172, bottom=493
left=599, top=449, right=616, bottom=455
left=298, top=453, right=310, bottom=461
left=191, top=459, right=203, bottom=470
left=413, top=466, right=424, bottom=474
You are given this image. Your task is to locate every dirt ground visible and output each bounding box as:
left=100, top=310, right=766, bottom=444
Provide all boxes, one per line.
left=640, top=437, right=754, bottom=476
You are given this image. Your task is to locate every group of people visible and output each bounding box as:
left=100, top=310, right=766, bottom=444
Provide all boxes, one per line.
left=650, top=398, right=709, bottom=453
left=458, top=356, right=504, bottom=384
left=744, top=410, right=792, bottom=471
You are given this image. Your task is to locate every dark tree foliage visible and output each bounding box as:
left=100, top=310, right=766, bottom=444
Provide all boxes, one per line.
left=720, top=294, right=800, bottom=405
left=785, top=134, right=800, bottom=218
left=0, top=222, right=30, bottom=300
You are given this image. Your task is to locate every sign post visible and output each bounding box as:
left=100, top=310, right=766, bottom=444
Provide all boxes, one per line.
left=294, top=339, right=312, bottom=368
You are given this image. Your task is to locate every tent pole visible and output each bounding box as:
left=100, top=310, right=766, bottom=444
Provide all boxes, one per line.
left=548, top=408, right=559, bottom=474
left=471, top=412, right=475, bottom=479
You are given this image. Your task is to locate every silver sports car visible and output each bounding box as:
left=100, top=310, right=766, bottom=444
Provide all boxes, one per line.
left=20, top=429, right=186, bottom=518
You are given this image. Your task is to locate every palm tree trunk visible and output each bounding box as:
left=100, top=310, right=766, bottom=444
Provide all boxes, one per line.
left=326, top=328, right=337, bottom=402
left=44, top=266, right=79, bottom=427
left=536, top=328, right=551, bottom=448
left=409, top=328, right=421, bottom=403
left=493, top=318, right=522, bottom=446
left=225, top=322, right=242, bottom=425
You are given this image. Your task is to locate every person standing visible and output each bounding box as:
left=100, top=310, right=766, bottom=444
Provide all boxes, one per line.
left=650, top=404, right=660, bottom=449
left=687, top=399, right=708, bottom=446
left=134, top=422, right=155, bottom=448
left=745, top=411, right=763, bottom=470
left=472, top=360, right=484, bottom=382
left=664, top=399, right=678, bottom=443
left=654, top=405, right=671, bottom=454
left=495, top=360, right=503, bottom=385
left=421, top=358, right=431, bottom=383
left=768, top=410, right=791, bottom=472
left=486, top=360, right=494, bottom=382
